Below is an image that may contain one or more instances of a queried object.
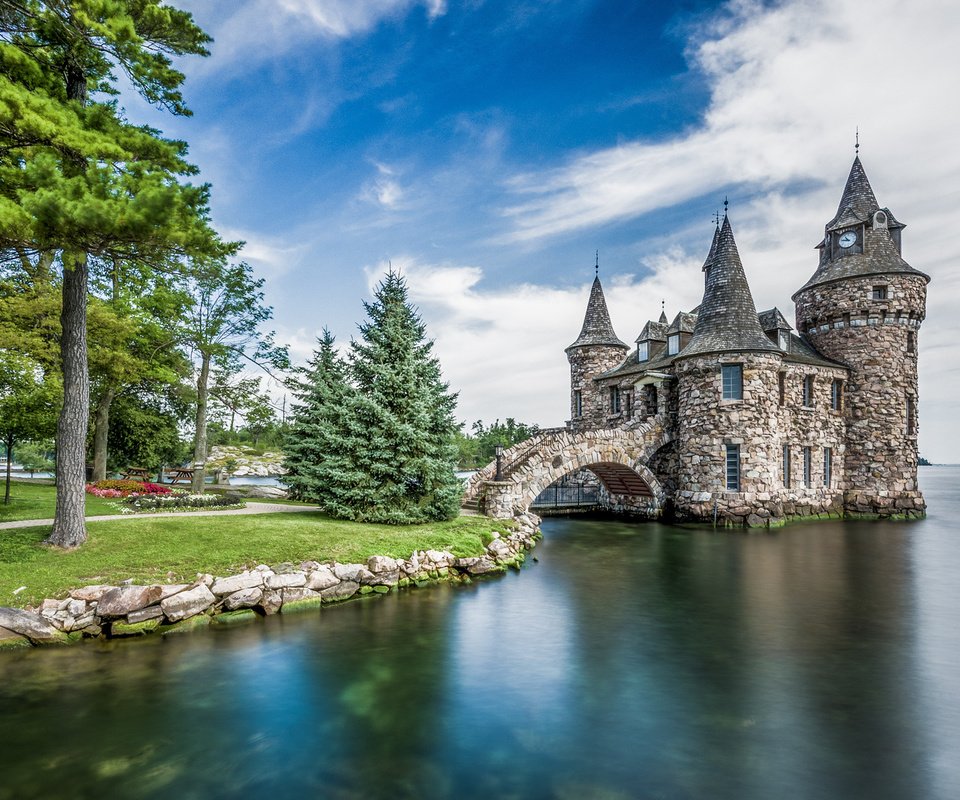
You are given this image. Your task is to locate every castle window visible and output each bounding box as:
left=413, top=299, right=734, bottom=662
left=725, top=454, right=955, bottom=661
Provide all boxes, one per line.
left=803, top=446, right=812, bottom=488
left=625, top=392, right=632, bottom=418
left=907, top=331, right=915, bottom=353
left=610, top=386, right=621, bottom=414
left=782, top=445, right=791, bottom=487
left=802, top=375, right=815, bottom=408
left=872, top=285, right=888, bottom=301
left=778, top=372, right=786, bottom=406
left=646, top=384, right=658, bottom=415
left=778, top=331, right=789, bottom=350
left=725, top=444, right=741, bottom=491
left=824, top=447, right=833, bottom=487
left=638, top=341, right=649, bottom=361
left=721, top=364, right=743, bottom=401
left=667, top=334, right=680, bottom=356
left=843, top=312, right=851, bottom=327
left=831, top=379, right=843, bottom=411
left=907, top=394, right=915, bottom=435
left=574, top=390, right=583, bottom=418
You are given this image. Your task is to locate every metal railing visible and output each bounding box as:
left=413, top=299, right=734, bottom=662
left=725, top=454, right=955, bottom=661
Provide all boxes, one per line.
left=530, top=484, right=600, bottom=508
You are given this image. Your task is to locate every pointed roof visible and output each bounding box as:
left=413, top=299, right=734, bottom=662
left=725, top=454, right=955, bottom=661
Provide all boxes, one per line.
left=635, top=319, right=668, bottom=344
left=678, top=216, right=780, bottom=359
left=701, top=224, right=720, bottom=271
left=825, top=156, right=879, bottom=231
left=566, top=276, right=628, bottom=352
left=795, top=156, right=929, bottom=297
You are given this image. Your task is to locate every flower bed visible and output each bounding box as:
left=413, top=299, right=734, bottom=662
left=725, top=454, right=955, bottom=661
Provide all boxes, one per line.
left=123, top=493, right=244, bottom=512
left=86, top=480, right=175, bottom=499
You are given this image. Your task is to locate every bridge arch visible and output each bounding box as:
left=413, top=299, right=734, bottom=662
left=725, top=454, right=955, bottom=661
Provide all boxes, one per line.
left=465, top=423, right=674, bottom=518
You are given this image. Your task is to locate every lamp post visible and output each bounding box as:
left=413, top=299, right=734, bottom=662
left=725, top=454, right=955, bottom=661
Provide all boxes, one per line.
left=494, top=443, right=504, bottom=481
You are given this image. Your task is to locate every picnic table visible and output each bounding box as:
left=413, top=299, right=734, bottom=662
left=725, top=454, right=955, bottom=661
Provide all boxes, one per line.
left=121, top=467, right=152, bottom=481
left=165, top=467, right=196, bottom=485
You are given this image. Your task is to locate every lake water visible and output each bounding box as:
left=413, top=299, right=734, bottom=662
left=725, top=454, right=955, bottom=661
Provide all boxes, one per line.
left=1, top=467, right=958, bottom=799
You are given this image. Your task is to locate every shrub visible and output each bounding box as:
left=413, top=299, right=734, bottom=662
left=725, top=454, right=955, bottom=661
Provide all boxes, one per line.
left=123, top=493, right=245, bottom=512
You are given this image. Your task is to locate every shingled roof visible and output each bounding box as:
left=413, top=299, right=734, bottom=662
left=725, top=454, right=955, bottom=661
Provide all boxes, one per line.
left=566, top=276, right=629, bottom=352
left=795, top=157, right=929, bottom=297
left=677, top=216, right=780, bottom=359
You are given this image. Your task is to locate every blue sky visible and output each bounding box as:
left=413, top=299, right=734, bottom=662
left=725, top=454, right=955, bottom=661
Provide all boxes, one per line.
left=127, top=0, right=960, bottom=461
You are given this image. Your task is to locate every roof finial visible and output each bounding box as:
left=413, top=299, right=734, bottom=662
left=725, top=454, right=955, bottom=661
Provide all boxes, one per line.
left=723, top=196, right=729, bottom=218
left=595, top=250, right=599, bottom=278
left=855, top=126, right=859, bottom=157
left=661, top=298, right=665, bottom=313
left=712, top=209, right=721, bottom=228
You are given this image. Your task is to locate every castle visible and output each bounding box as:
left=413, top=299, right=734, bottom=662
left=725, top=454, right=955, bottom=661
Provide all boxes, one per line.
left=563, top=154, right=928, bottom=524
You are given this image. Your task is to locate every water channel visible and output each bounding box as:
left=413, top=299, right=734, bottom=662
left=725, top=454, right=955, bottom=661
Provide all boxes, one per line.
left=1, top=467, right=959, bottom=799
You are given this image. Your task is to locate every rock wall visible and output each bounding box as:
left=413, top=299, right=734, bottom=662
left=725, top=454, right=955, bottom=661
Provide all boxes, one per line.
left=568, top=345, right=629, bottom=430
left=794, top=272, right=926, bottom=517
left=0, top=513, right=542, bottom=649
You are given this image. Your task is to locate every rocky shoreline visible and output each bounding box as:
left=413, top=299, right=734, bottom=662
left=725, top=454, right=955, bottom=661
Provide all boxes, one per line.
left=0, top=512, right=542, bottom=650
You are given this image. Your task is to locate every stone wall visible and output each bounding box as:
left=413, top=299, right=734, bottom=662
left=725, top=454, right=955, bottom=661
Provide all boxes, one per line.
left=568, top=345, right=629, bottom=430
left=0, top=513, right=542, bottom=649
left=794, top=272, right=926, bottom=517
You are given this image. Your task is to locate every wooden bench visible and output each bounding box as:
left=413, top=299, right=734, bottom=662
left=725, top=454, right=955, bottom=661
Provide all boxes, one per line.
left=121, top=467, right=152, bottom=482
left=165, top=467, right=195, bottom=485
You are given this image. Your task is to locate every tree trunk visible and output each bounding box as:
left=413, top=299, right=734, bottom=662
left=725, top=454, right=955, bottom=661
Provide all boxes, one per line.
left=4, top=435, right=12, bottom=505
left=192, top=353, right=211, bottom=493
left=47, top=250, right=89, bottom=548
left=91, top=385, right=116, bottom=482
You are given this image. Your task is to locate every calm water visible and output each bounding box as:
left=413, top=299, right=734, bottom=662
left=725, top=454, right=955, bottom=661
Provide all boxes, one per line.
left=1, top=468, right=959, bottom=799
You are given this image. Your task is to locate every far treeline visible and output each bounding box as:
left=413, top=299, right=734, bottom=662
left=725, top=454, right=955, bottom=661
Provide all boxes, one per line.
left=0, top=1, right=539, bottom=546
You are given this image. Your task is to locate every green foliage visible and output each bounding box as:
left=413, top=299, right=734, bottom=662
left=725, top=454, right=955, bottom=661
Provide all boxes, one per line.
left=107, top=391, right=188, bottom=470
left=286, top=274, right=463, bottom=523
left=12, top=439, right=54, bottom=476
left=454, top=418, right=540, bottom=469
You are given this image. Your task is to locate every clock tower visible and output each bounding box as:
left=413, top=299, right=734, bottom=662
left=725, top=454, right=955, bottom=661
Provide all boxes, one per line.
left=793, top=155, right=929, bottom=517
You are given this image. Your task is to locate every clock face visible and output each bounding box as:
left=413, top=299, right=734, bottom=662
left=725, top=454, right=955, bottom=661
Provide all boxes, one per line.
left=839, top=231, right=857, bottom=248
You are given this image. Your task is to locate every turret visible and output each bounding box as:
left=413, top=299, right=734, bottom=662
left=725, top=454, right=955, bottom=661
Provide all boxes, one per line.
left=673, top=215, right=784, bottom=517
left=792, top=155, right=929, bottom=517
left=566, top=271, right=628, bottom=430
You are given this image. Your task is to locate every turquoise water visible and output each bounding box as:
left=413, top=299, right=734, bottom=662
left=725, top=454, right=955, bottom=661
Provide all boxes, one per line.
left=0, top=468, right=958, bottom=799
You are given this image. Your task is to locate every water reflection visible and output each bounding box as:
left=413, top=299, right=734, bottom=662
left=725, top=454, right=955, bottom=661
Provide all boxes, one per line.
left=0, top=468, right=958, bottom=799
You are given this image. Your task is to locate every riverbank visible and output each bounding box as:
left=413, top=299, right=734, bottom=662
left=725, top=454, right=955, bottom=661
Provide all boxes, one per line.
left=0, top=511, right=540, bottom=648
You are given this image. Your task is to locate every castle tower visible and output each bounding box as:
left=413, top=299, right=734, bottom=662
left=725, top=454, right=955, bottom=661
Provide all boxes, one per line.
left=792, top=156, right=929, bottom=517
left=673, top=215, right=784, bottom=519
left=566, top=273, right=629, bottom=430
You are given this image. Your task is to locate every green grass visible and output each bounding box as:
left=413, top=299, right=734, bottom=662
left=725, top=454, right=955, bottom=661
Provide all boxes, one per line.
left=0, top=481, right=122, bottom=522
left=0, top=511, right=508, bottom=607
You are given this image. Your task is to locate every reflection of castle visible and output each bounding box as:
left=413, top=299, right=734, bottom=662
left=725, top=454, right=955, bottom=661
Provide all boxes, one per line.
left=566, top=155, right=928, bottom=524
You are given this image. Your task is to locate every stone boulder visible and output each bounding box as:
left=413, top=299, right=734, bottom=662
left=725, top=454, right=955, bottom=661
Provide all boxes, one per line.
left=259, top=590, right=283, bottom=615
left=69, top=585, right=114, bottom=602
left=160, top=584, right=215, bottom=622
left=243, top=486, right=288, bottom=499
left=96, top=586, right=164, bottom=618
left=223, top=587, right=263, bottom=611
left=211, top=572, right=265, bottom=597
left=0, top=607, right=66, bottom=644
left=320, top=580, right=359, bottom=602
left=265, top=571, right=307, bottom=590
left=305, top=566, right=339, bottom=591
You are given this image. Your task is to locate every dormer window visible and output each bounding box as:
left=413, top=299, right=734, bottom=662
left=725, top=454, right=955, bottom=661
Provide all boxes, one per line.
left=778, top=331, right=789, bottom=351
left=638, top=341, right=649, bottom=361
left=667, top=334, right=680, bottom=355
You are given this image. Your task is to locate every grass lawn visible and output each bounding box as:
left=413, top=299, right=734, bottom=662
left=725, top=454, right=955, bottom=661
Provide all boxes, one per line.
left=0, top=481, right=121, bottom=522
left=0, top=511, right=508, bottom=608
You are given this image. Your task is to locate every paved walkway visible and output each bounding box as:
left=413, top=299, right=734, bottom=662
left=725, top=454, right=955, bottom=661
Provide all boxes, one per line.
left=0, top=502, right=321, bottom=531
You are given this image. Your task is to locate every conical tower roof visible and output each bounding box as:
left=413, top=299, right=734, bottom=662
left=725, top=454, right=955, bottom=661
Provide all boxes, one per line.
left=566, top=275, right=628, bottom=352
left=794, top=156, right=929, bottom=297
left=825, top=156, right=879, bottom=231
left=679, top=216, right=780, bottom=359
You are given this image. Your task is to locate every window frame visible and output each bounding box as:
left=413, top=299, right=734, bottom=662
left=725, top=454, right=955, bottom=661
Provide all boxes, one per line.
left=725, top=444, right=741, bottom=491
left=667, top=334, right=680, bottom=356
left=782, top=444, right=791, bottom=488
left=831, top=379, right=843, bottom=411
left=824, top=447, right=832, bottom=488
left=872, top=285, right=888, bottom=301
left=638, top=341, right=649, bottom=362
left=721, top=364, right=743, bottom=401
left=573, top=389, right=583, bottom=418
left=802, top=375, right=815, bottom=408
left=610, top=385, right=621, bottom=414
left=803, top=446, right=812, bottom=488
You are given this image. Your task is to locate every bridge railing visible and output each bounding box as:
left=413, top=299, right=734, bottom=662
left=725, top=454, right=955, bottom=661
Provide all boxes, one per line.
left=462, top=427, right=567, bottom=503
left=530, top=484, right=600, bottom=509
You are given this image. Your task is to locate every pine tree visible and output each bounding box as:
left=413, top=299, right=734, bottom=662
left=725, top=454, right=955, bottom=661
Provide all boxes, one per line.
left=283, top=329, right=350, bottom=503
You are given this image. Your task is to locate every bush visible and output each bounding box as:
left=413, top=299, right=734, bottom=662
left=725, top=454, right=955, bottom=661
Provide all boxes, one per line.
left=123, top=493, right=245, bottom=512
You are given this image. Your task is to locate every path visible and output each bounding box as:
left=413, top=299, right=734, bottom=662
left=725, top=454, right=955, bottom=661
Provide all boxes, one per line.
left=0, top=502, right=321, bottom=531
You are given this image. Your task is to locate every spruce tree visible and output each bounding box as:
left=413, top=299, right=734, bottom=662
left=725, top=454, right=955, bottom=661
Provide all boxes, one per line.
left=301, top=272, right=462, bottom=523
left=283, top=329, right=350, bottom=503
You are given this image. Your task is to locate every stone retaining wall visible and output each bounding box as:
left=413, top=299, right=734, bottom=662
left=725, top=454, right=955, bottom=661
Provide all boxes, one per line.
left=0, top=513, right=542, bottom=650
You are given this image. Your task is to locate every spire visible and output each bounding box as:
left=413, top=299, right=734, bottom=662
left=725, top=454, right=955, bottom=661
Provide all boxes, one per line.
left=826, top=156, right=880, bottom=230
left=566, top=275, right=628, bottom=352
left=701, top=222, right=721, bottom=272
left=680, top=216, right=779, bottom=358
left=659, top=299, right=667, bottom=324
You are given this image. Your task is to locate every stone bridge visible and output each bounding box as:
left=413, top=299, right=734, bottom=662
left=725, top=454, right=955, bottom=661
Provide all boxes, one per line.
left=462, top=419, right=674, bottom=519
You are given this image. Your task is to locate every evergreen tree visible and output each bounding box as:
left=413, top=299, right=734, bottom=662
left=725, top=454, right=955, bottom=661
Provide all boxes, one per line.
left=283, top=329, right=350, bottom=503
left=341, top=271, right=462, bottom=523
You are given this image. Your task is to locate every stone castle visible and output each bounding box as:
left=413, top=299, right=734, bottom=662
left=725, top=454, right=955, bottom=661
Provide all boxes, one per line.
left=558, top=154, right=928, bottom=525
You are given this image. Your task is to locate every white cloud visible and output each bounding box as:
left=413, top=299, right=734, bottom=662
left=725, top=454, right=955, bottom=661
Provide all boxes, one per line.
left=181, top=0, right=447, bottom=73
